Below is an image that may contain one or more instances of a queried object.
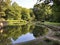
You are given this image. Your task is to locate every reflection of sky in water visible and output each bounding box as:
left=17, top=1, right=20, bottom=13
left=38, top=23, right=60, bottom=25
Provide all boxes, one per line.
left=11, top=33, right=35, bottom=44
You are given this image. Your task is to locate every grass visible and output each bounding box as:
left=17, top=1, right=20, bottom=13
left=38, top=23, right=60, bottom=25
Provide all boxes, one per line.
left=6, top=20, right=28, bottom=26
left=44, top=21, right=60, bottom=26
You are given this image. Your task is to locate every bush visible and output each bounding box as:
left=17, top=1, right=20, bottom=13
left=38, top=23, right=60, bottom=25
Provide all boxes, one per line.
left=44, top=38, right=52, bottom=42
left=52, top=41, right=60, bottom=45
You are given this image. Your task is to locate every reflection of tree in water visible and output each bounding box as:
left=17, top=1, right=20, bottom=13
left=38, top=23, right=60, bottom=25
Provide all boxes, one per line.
left=0, top=24, right=35, bottom=45
left=32, top=25, right=48, bottom=37
left=21, top=24, right=31, bottom=34
left=0, top=24, right=49, bottom=45
left=21, top=24, right=35, bottom=34
left=0, top=29, right=11, bottom=45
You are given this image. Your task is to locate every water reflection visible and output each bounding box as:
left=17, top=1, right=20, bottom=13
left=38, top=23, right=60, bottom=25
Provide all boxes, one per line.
left=0, top=24, right=48, bottom=45
left=32, top=25, right=48, bottom=37
left=11, top=33, right=35, bottom=44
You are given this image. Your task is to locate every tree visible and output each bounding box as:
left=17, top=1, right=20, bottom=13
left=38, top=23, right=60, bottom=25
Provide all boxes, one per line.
left=52, top=0, right=60, bottom=22
left=33, top=3, right=45, bottom=21
left=53, top=0, right=60, bottom=5
left=44, top=5, right=52, bottom=21
left=0, top=0, right=11, bottom=20
left=33, top=0, right=60, bottom=22
left=21, top=8, right=31, bottom=21
left=12, top=2, right=22, bottom=20
left=33, top=3, right=52, bottom=21
left=29, top=9, right=35, bottom=21
left=5, top=2, right=22, bottom=20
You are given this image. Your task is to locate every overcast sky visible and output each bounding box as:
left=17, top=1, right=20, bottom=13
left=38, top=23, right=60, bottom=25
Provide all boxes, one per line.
left=12, top=0, right=37, bottom=8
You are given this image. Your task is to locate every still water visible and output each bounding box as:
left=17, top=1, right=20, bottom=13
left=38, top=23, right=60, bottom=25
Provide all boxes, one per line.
left=0, top=24, right=48, bottom=45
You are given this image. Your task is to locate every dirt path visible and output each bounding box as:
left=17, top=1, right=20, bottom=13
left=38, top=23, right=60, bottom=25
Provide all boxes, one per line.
left=43, top=24, right=60, bottom=41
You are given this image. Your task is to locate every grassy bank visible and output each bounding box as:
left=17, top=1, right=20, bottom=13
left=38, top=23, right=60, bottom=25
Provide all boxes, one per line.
left=6, top=20, right=28, bottom=26
left=44, top=22, right=60, bottom=26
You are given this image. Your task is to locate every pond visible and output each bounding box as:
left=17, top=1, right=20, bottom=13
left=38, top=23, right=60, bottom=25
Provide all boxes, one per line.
left=0, top=24, right=49, bottom=45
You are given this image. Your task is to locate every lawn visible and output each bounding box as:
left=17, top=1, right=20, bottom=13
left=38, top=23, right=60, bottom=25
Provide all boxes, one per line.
left=44, top=22, right=60, bottom=26
left=6, top=20, right=28, bottom=26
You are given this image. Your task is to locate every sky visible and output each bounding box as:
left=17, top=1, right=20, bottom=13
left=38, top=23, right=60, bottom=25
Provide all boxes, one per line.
left=12, top=0, right=53, bottom=8
left=12, top=0, right=37, bottom=9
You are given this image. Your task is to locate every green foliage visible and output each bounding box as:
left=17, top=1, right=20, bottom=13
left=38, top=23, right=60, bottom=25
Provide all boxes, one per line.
left=33, top=4, right=45, bottom=21
left=21, top=8, right=35, bottom=21
left=33, top=0, right=60, bottom=22
left=33, top=3, right=52, bottom=21
left=0, top=0, right=35, bottom=22
left=53, top=0, right=60, bottom=5
left=52, top=4, right=60, bottom=22
left=21, top=8, right=30, bottom=21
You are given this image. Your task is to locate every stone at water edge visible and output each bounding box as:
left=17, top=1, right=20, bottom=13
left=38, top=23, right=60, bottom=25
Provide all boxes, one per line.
left=0, top=23, right=3, bottom=27
left=0, top=29, right=3, bottom=33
